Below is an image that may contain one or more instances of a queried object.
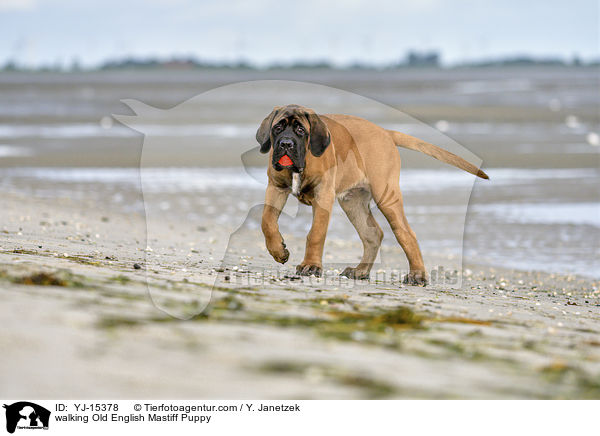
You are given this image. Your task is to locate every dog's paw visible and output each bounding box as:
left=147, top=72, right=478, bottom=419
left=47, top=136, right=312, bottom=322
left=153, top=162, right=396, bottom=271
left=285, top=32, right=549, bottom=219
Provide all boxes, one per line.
left=340, top=267, right=370, bottom=280
left=272, top=247, right=289, bottom=264
left=268, top=242, right=289, bottom=264
left=296, top=263, right=322, bottom=277
left=275, top=248, right=290, bottom=264
left=402, top=271, right=428, bottom=286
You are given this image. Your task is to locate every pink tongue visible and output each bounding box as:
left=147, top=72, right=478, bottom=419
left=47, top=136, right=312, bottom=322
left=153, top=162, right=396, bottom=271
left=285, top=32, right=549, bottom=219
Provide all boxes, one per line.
left=278, top=155, right=293, bottom=166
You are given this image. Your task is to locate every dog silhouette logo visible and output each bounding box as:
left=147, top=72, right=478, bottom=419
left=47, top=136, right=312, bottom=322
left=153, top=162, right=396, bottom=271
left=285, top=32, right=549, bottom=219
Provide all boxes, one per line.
left=3, top=402, right=50, bottom=433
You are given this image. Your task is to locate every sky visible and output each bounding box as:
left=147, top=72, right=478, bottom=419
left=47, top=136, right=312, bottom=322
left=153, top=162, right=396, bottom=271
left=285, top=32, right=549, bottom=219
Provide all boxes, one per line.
left=0, top=0, right=598, bottom=68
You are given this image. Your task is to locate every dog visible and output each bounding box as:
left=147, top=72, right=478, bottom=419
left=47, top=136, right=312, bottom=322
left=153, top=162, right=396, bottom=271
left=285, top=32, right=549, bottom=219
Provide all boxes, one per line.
left=257, top=104, right=488, bottom=285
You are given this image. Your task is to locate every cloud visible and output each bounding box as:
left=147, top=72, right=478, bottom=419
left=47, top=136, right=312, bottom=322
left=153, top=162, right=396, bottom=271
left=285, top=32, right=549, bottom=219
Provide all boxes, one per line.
left=0, top=0, right=596, bottom=66
left=0, top=0, right=36, bottom=11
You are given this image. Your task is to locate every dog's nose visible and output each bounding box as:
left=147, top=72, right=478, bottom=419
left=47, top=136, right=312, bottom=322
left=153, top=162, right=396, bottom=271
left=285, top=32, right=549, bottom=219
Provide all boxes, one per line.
left=279, top=139, right=294, bottom=149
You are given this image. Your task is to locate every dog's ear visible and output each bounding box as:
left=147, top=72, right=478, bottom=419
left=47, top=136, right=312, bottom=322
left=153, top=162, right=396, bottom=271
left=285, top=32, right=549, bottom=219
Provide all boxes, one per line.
left=306, top=111, right=331, bottom=157
left=256, top=107, right=281, bottom=153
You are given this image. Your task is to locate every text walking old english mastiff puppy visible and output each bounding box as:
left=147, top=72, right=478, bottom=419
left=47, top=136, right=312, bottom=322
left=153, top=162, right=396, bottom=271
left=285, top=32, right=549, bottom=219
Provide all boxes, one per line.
left=258, top=104, right=488, bottom=285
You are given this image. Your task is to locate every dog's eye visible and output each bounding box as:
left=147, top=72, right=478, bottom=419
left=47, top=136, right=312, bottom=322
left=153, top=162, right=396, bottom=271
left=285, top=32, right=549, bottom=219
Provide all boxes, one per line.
left=296, top=126, right=305, bottom=135
left=273, top=124, right=283, bottom=134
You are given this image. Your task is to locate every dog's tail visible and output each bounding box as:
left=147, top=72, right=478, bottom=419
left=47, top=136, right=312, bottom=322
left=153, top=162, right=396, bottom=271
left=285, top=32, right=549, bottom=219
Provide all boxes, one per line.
left=387, top=130, right=489, bottom=179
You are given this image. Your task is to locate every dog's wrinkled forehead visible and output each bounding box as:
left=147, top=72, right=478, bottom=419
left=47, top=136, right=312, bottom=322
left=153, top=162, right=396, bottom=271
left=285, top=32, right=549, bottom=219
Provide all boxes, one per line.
left=272, top=105, right=310, bottom=128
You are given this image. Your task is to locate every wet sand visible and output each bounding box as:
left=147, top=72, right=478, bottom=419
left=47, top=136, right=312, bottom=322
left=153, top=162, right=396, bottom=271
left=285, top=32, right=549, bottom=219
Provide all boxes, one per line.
left=0, top=186, right=598, bottom=399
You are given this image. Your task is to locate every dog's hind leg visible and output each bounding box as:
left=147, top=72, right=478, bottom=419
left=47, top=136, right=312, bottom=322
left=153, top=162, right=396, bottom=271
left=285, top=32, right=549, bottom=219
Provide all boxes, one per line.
left=338, top=188, right=383, bottom=280
left=373, top=183, right=428, bottom=286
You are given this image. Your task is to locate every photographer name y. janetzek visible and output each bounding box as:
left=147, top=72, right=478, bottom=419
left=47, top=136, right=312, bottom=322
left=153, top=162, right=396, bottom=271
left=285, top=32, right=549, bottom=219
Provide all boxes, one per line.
left=257, top=403, right=301, bottom=412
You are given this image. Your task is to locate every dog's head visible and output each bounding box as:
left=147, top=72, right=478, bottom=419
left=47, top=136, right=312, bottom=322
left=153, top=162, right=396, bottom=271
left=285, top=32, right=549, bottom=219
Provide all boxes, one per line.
left=256, top=104, right=331, bottom=172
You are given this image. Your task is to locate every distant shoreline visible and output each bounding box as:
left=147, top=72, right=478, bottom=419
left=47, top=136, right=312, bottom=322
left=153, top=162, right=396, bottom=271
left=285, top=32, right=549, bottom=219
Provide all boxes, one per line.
left=2, top=57, right=598, bottom=74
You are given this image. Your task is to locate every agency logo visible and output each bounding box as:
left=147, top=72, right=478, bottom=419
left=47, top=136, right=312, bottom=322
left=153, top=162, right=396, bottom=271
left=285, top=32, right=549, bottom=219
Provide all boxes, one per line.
left=3, top=402, right=50, bottom=434
left=114, top=80, right=483, bottom=320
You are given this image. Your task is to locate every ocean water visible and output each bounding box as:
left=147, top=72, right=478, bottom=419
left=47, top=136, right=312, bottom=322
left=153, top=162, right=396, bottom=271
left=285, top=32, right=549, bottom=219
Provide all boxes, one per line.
left=1, top=166, right=597, bottom=278
left=0, top=68, right=598, bottom=278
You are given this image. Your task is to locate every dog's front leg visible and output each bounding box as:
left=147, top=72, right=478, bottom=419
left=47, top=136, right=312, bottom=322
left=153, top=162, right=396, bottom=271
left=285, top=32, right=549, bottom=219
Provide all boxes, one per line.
left=296, top=186, right=335, bottom=277
left=262, top=183, right=290, bottom=264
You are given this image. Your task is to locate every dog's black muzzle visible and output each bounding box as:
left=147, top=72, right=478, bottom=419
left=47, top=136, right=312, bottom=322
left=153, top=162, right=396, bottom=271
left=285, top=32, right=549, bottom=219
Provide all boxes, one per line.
left=272, top=137, right=304, bottom=172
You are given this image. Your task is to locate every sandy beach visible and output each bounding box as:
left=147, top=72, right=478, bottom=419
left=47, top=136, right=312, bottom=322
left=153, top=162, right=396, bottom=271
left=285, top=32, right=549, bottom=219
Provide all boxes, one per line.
left=1, top=67, right=599, bottom=399
left=1, top=171, right=599, bottom=399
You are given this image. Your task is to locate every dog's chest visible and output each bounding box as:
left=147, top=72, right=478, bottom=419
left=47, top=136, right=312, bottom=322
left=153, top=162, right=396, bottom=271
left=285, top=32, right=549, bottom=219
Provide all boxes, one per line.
left=291, top=172, right=301, bottom=196
left=290, top=172, right=314, bottom=205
